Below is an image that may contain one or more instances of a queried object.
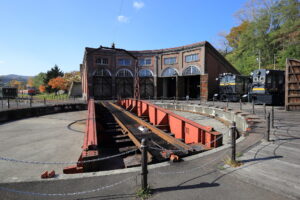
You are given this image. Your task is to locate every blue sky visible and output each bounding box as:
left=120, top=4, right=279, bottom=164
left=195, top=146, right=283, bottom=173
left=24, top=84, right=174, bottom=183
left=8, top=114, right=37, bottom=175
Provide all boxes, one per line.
left=0, top=0, right=247, bottom=76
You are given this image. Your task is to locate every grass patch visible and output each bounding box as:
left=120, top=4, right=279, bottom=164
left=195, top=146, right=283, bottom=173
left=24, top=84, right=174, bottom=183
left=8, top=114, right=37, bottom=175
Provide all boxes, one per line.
left=19, top=93, right=69, bottom=100
left=223, top=156, right=243, bottom=168
left=136, top=187, right=152, bottom=200
left=236, top=152, right=243, bottom=158
left=217, top=165, right=226, bottom=170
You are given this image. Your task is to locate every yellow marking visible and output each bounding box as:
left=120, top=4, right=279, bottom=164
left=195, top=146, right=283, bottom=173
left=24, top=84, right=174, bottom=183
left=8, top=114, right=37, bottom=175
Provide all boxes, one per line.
left=220, top=83, right=236, bottom=86
left=253, top=88, right=265, bottom=91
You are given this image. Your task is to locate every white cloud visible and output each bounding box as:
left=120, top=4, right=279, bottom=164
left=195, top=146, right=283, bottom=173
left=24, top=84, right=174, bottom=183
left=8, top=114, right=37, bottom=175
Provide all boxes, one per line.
left=133, top=1, right=144, bottom=10
left=117, top=15, right=129, bottom=23
left=0, top=60, right=4, bottom=64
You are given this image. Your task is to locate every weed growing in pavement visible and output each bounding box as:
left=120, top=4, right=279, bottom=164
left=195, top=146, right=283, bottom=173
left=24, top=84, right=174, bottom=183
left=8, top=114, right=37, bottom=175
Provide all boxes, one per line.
left=236, top=152, right=243, bottom=158
left=223, top=156, right=243, bottom=168
left=136, top=186, right=152, bottom=200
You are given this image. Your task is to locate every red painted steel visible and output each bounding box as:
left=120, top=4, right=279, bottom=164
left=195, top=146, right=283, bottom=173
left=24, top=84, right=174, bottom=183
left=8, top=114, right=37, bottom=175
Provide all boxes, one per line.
left=64, top=99, right=99, bottom=174
left=118, top=99, right=222, bottom=149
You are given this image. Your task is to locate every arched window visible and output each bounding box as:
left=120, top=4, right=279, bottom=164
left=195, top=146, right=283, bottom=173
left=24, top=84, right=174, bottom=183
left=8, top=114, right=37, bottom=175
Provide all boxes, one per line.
left=161, top=67, right=178, bottom=77
left=116, top=68, right=133, bottom=77
left=139, top=69, right=153, bottom=77
left=94, top=68, right=111, bottom=77
left=182, top=66, right=201, bottom=76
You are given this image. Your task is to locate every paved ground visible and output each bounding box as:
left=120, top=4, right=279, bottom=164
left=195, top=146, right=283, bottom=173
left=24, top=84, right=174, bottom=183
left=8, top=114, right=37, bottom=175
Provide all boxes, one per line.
left=0, top=111, right=86, bottom=183
left=222, top=106, right=300, bottom=199
left=0, top=103, right=298, bottom=200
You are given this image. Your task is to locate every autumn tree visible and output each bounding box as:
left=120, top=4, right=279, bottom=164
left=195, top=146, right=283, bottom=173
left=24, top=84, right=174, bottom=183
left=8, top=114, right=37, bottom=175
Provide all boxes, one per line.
left=39, top=85, right=46, bottom=93
left=223, top=0, right=300, bottom=74
left=32, top=72, right=46, bottom=89
left=9, top=80, right=26, bottom=90
left=63, top=71, right=81, bottom=89
left=48, top=77, right=67, bottom=94
left=44, top=65, right=64, bottom=93
left=27, top=78, right=34, bottom=87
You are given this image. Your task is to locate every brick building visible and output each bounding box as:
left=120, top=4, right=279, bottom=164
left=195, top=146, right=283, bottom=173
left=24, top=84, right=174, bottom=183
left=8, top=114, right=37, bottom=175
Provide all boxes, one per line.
left=80, top=41, right=239, bottom=100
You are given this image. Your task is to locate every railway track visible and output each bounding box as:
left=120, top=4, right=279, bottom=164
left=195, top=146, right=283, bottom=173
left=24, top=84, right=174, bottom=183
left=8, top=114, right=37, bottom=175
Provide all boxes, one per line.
left=100, top=102, right=200, bottom=164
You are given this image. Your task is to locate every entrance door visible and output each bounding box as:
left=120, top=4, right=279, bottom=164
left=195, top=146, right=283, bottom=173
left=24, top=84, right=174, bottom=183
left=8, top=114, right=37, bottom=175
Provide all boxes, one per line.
left=116, top=77, right=133, bottom=98
left=93, top=76, right=112, bottom=99
left=140, top=77, right=154, bottom=98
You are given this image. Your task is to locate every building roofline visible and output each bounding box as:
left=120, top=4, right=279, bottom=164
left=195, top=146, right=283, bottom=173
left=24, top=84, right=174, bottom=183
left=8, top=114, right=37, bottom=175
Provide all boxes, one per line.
left=84, top=41, right=207, bottom=55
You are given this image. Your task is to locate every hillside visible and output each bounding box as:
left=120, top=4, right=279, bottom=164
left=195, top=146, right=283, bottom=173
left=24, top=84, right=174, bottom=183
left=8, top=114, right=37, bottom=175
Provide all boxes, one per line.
left=0, top=74, right=32, bottom=86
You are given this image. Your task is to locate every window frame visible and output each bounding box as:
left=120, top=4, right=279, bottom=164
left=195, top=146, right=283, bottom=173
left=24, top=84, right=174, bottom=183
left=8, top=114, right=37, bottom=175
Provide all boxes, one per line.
left=164, top=57, right=177, bottom=65
left=185, top=54, right=199, bottom=63
left=118, top=58, right=132, bottom=66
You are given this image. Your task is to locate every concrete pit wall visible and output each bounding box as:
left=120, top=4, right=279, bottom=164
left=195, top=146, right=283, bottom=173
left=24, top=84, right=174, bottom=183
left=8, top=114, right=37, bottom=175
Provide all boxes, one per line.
left=0, top=103, right=87, bottom=123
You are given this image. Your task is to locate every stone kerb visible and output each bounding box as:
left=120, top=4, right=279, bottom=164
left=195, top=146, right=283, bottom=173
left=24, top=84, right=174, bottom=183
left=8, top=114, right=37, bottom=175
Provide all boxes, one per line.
left=0, top=103, right=87, bottom=123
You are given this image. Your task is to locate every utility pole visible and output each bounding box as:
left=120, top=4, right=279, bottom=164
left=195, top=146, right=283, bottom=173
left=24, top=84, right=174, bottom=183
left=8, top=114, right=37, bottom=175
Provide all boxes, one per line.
left=258, top=50, right=261, bottom=70
left=273, top=54, right=276, bottom=70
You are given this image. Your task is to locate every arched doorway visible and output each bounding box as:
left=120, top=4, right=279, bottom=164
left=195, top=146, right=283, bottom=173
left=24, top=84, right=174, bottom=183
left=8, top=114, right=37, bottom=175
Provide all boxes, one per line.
left=139, top=69, right=154, bottom=98
left=93, top=68, right=112, bottom=99
left=160, top=67, right=178, bottom=98
left=182, top=65, right=201, bottom=99
left=115, top=68, right=134, bottom=98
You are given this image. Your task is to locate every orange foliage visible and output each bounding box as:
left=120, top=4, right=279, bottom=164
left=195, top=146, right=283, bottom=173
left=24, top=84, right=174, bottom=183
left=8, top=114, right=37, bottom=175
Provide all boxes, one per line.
left=48, top=77, right=67, bottom=91
left=39, top=85, right=46, bottom=93
left=27, top=78, right=34, bottom=87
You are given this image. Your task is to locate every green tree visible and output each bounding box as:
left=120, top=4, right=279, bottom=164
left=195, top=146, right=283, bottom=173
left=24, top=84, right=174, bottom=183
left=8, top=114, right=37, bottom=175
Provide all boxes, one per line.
left=223, top=0, right=300, bottom=74
left=32, top=72, right=46, bottom=89
left=44, top=65, right=64, bottom=93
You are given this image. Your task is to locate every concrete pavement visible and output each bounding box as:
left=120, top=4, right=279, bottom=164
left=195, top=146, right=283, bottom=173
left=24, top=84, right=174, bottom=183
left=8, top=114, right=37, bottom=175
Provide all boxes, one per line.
left=0, top=111, right=85, bottom=183
left=0, top=104, right=298, bottom=199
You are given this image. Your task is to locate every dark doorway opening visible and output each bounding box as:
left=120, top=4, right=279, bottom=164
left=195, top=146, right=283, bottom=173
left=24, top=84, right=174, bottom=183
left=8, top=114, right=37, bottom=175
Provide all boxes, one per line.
left=93, top=76, right=112, bottom=99
left=183, top=75, right=200, bottom=99
left=116, top=78, right=133, bottom=98
left=140, top=77, right=154, bottom=99
left=162, top=77, right=176, bottom=98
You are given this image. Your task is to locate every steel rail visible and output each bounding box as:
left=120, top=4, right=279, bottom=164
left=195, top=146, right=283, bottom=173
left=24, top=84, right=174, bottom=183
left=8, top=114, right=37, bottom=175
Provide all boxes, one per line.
left=108, top=102, right=193, bottom=151
left=101, top=102, right=153, bottom=162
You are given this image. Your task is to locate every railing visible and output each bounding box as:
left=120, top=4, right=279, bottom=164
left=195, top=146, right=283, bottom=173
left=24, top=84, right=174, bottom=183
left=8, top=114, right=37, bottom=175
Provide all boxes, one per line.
left=118, top=99, right=222, bottom=149
left=64, top=98, right=99, bottom=173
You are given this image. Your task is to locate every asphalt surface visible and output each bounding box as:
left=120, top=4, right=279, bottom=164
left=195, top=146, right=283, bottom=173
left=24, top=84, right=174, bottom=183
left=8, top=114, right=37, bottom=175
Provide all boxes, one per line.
left=0, top=111, right=85, bottom=183
left=0, top=103, right=298, bottom=200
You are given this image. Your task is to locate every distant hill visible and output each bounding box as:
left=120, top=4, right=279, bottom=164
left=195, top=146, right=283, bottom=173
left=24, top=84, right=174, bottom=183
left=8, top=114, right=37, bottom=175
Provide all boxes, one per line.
left=0, top=74, right=32, bottom=86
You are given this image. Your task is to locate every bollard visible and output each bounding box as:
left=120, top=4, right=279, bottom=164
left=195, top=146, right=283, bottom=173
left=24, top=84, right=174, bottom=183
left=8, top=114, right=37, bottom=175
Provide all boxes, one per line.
left=271, top=106, right=274, bottom=128
left=226, top=99, right=229, bottom=108
left=30, top=97, right=32, bottom=107
left=263, top=103, right=266, bottom=119
left=16, top=98, right=18, bottom=108
left=266, top=112, right=270, bottom=141
left=231, top=122, right=236, bottom=162
left=7, top=97, right=10, bottom=109
left=173, top=96, right=175, bottom=104
left=44, top=97, right=46, bottom=105
left=141, top=138, right=148, bottom=190
left=239, top=98, right=242, bottom=110
left=212, top=97, right=215, bottom=106
left=252, top=99, right=255, bottom=114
